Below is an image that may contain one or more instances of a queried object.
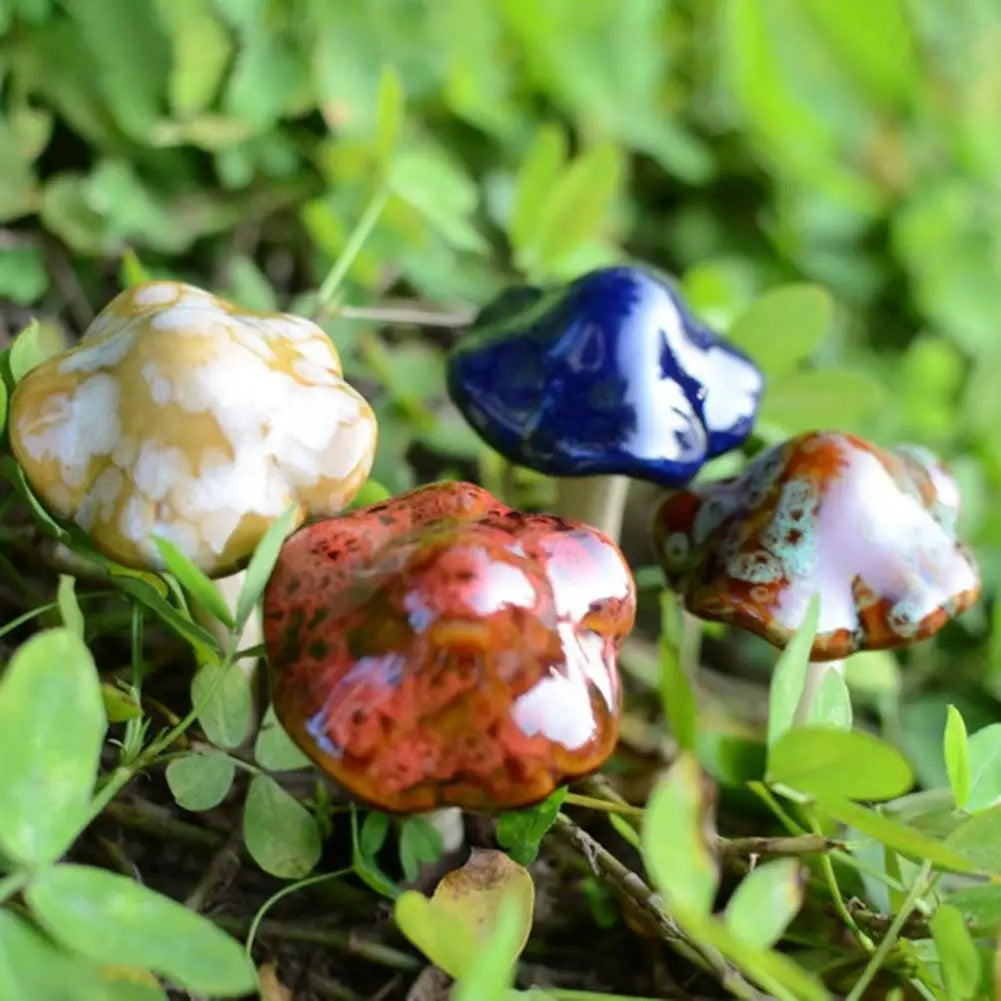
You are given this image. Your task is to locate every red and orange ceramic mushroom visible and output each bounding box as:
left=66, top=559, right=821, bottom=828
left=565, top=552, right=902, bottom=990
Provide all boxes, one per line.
left=263, top=481, right=636, bottom=812
left=653, top=431, right=980, bottom=714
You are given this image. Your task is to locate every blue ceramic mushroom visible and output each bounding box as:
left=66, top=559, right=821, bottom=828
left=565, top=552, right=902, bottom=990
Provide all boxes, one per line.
left=447, top=266, right=764, bottom=487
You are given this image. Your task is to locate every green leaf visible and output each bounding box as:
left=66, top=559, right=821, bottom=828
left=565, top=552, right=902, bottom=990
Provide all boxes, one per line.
left=394, top=849, right=533, bottom=981
left=63, top=0, right=170, bottom=142
left=659, top=591, right=698, bottom=750
left=767, top=727, right=913, bottom=801
left=359, top=811, right=391, bottom=859
left=766, top=594, right=820, bottom=747
left=760, top=368, right=887, bottom=434
left=57, top=574, right=85, bottom=638
left=496, top=787, right=567, bottom=866
left=118, top=248, right=151, bottom=287
left=944, top=706, right=972, bottom=810
left=101, top=683, right=142, bottom=723
left=352, top=804, right=399, bottom=899
left=530, top=142, right=624, bottom=275
left=964, top=723, right=1001, bottom=813
left=727, top=284, right=832, bottom=378
left=112, top=575, right=221, bottom=656
left=153, top=536, right=235, bottom=628
left=946, top=884, right=1001, bottom=935
left=390, top=147, right=486, bottom=253
left=451, top=893, right=525, bottom=1001
left=815, top=798, right=980, bottom=874
left=8, top=318, right=60, bottom=382
left=376, top=66, right=404, bottom=167
left=944, top=806, right=1001, bottom=875
left=930, top=903, right=981, bottom=1000
left=641, top=752, right=719, bottom=915
left=191, top=660, right=253, bottom=749
left=165, top=752, right=235, bottom=812
left=243, top=774, right=322, bottom=878
left=398, top=816, right=445, bottom=883
left=508, top=124, right=567, bottom=254
left=26, top=864, right=257, bottom=996
left=0, top=910, right=167, bottom=1001
left=0, top=628, right=105, bottom=864
left=0, top=246, right=49, bottom=304
left=804, top=667, right=852, bottom=730
left=234, top=502, right=300, bottom=631
left=723, top=858, right=803, bottom=949
left=254, top=704, right=311, bottom=771
left=155, top=0, right=232, bottom=115
left=0, top=375, right=6, bottom=436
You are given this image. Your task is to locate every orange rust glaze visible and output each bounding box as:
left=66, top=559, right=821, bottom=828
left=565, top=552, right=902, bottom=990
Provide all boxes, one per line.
left=263, top=482, right=636, bottom=812
left=653, top=431, right=981, bottom=660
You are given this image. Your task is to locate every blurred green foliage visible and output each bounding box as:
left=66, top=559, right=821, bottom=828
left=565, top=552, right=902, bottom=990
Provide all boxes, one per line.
left=3, top=0, right=1001, bottom=763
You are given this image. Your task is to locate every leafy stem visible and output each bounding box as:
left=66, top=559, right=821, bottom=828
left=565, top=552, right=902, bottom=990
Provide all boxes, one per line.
left=844, top=860, right=935, bottom=1001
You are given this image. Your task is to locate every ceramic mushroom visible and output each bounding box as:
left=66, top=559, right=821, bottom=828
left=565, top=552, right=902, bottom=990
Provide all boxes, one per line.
left=263, top=481, right=636, bottom=812
left=447, top=265, right=763, bottom=539
left=653, top=430, right=981, bottom=715
left=8, top=281, right=377, bottom=577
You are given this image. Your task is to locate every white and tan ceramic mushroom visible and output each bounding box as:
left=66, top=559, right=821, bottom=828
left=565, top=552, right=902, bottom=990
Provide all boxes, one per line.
left=9, top=280, right=377, bottom=577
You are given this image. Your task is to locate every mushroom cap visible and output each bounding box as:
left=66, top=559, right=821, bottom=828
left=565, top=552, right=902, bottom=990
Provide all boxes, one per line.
left=653, top=431, right=981, bottom=661
left=263, top=481, right=636, bottom=812
left=447, top=266, right=763, bottom=483
left=9, top=281, right=376, bottom=576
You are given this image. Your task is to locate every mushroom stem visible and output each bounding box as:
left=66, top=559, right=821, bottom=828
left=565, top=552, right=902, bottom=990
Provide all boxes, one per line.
left=794, top=658, right=845, bottom=724
left=555, top=475, right=630, bottom=542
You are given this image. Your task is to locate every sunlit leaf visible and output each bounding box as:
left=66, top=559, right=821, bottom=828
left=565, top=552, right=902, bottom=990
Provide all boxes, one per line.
left=930, top=903, right=981, bottom=1000
left=815, top=797, right=980, bottom=874
left=0, top=628, right=105, bottom=864
left=768, top=727, right=913, bottom=801
left=964, top=722, right=1001, bottom=813
left=27, top=864, right=257, bottom=996
left=235, top=502, right=300, bottom=631
left=944, top=706, right=972, bottom=810
left=641, top=752, right=719, bottom=915
left=153, top=536, right=235, bottom=628
left=727, top=284, right=832, bottom=378
left=394, top=849, right=534, bottom=980
left=723, top=858, right=803, bottom=949
left=57, top=574, right=85, bottom=638
left=0, top=910, right=166, bottom=1001
left=766, top=594, right=820, bottom=747
left=804, top=667, right=852, bottom=731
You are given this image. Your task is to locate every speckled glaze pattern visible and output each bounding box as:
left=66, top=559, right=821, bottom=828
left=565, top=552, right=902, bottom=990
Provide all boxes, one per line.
left=653, top=431, right=981, bottom=661
left=8, top=281, right=376, bottom=576
left=447, top=266, right=764, bottom=484
left=263, top=482, right=636, bottom=812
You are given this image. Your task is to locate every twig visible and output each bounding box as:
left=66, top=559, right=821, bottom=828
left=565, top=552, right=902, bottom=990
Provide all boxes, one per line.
left=185, top=826, right=244, bottom=912
left=101, top=798, right=225, bottom=849
left=216, top=915, right=421, bottom=972
left=552, top=814, right=773, bottom=1001
left=335, top=303, right=475, bottom=328
left=714, top=834, right=839, bottom=857
left=844, top=861, right=934, bottom=1001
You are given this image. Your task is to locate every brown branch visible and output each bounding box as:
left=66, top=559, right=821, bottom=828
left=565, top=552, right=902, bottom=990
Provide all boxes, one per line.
left=552, top=814, right=774, bottom=1001
left=715, top=834, right=839, bottom=857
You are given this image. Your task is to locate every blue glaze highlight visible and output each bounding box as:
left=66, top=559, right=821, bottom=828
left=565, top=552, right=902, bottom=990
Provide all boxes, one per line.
left=447, top=266, right=764, bottom=484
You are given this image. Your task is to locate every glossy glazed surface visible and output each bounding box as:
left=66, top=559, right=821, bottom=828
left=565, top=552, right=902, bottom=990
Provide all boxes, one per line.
left=654, top=431, right=980, bottom=660
left=447, top=266, right=763, bottom=484
left=9, top=281, right=376, bottom=576
left=263, top=482, right=636, bottom=812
